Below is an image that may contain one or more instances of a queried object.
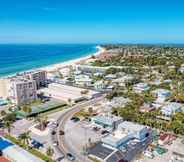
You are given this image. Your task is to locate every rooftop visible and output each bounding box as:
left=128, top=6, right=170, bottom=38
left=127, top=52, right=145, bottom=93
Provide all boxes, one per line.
left=92, top=115, right=122, bottom=126
left=118, top=121, right=146, bottom=133
left=88, top=143, right=114, bottom=160
left=161, top=102, right=183, bottom=112
left=0, top=156, right=11, bottom=162
left=0, top=137, right=44, bottom=162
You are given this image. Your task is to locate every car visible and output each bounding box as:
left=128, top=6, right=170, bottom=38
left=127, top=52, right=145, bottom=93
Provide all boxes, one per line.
left=93, top=126, right=100, bottom=131
left=53, top=141, right=59, bottom=146
left=56, top=155, right=65, bottom=162
left=59, top=130, right=65, bottom=135
left=51, top=130, right=56, bottom=135
left=70, top=117, right=80, bottom=122
left=101, top=130, right=109, bottom=135
left=66, top=153, right=75, bottom=161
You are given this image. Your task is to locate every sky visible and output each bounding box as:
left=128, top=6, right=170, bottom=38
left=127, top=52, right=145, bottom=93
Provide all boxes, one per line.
left=0, top=0, right=184, bottom=44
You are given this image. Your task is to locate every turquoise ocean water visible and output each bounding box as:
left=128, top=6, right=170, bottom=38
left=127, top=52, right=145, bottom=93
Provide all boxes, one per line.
left=0, top=44, right=97, bottom=77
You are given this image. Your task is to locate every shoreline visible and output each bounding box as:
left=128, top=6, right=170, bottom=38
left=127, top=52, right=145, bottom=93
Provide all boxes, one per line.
left=0, top=45, right=105, bottom=78
left=40, top=45, right=105, bottom=72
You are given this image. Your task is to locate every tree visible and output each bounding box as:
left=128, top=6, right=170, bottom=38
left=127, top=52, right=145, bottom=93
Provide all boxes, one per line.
left=88, top=107, right=93, bottom=115
left=22, top=105, right=32, bottom=113
left=34, top=115, right=48, bottom=131
left=3, top=113, right=16, bottom=123
left=4, top=121, right=14, bottom=134
left=18, top=131, right=31, bottom=148
left=46, top=146, right=54, bottom=157
left=68, top=98, right=72, bottom=106
left=0, top=110, right=6, bottom=116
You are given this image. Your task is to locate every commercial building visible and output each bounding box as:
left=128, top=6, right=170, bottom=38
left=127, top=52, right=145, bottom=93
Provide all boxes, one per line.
left=91, top=115, right=123, bottom=130
left=161, top=102, right=183, bottom=117
left=9, top=78, right=37, bottom=105
left=0, top=137, right=44, bottom=162
left=40, top=83, right=100, bottom=104
left=102, top=121, right=149, bottom=148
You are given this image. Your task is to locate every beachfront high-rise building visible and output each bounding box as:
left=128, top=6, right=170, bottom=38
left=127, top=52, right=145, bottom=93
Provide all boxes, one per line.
left=9, top=78, right=37, bottom=105
left=24, top=70, right=47, bottom=89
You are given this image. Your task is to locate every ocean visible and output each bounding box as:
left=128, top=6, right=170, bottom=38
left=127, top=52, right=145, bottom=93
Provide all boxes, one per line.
left=0, top=44, right=97, bottom=77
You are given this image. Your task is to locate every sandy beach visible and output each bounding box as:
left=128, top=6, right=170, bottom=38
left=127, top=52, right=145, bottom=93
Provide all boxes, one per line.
left=39, top=45, right=105, bottom=72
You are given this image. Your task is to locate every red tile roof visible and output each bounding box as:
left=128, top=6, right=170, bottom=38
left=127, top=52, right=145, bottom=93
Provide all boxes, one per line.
left=0, top=156, right=11, bottom=162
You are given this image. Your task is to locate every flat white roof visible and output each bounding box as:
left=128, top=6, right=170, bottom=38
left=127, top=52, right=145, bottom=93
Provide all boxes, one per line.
left=118, top=121, right=146, bottom=133
left=41, top=83, right=99, bottom=101
left=4, top=145, right=44, bottom=162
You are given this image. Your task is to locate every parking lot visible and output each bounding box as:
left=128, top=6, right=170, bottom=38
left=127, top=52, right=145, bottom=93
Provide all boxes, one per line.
left=64, top=118, right=103, bottom=155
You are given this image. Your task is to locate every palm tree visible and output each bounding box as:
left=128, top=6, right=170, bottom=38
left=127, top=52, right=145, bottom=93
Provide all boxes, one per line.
left=4, top=121, right=14, bottom=135
left=18, top=131, right=31, bottom=148
left=22, top=105, right=32, bottom=113
left=35, top=115, right=48, bottom=131
left=46, top=146, right=54, bottom=157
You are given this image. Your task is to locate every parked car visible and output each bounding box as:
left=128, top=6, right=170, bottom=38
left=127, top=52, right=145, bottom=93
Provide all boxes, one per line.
left=66, top=153, right=75, bottom=161
left=59, top=130, right=65, bottom=135
left=56, top=155, right=65, bottom=162
left=93, top=126, right=100, bottom=131
left=101, top=130, right=109, bottom=135
left=53, top=141, right=59, bottom=146
left=51, top=130, right=56, bottom=135
left=70, top=117, right=80, bottom=122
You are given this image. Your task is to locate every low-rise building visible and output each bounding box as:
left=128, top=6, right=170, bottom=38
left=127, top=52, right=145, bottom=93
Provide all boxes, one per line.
left=152, top=89, right=171, bottom=103
left=102, top=121, right=149, bottom=148
left=106, top=97, right=130, bottom=110
left=74, top=74, right=92, bottom=86
left=105, top=74, right=117, bottom=80
left=133, top=83, right=150, bottom=93
left=91, top=115, right=123, bottom=130
left=75, top=65, right=108, bottom=74
left=140, top=103, right=155, bottom=113
left=161, top=102, right=183, bottom=117
left=94, top=80, right=106, bottom=91
left=40, top=83, right=100, bottom=104
left=0, top=137, right=44, bottom=162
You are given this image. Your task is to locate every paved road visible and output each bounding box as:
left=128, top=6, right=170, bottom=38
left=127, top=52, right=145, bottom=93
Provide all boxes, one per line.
left=56, top=95, right=105, bottom=162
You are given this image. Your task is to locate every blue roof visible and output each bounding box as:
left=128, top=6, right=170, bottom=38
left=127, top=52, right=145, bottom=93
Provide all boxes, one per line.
left=0, top=137, right=14, bottom=150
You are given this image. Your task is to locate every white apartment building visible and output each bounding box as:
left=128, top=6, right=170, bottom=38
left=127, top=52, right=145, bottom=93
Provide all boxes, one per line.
left=9, top=78, right=37, bottom=105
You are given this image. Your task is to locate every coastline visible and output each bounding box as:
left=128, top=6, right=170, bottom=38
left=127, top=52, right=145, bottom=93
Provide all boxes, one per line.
left=0, top=45, right=105, bottom=78
left=40, top=45, right=105, bottom=72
